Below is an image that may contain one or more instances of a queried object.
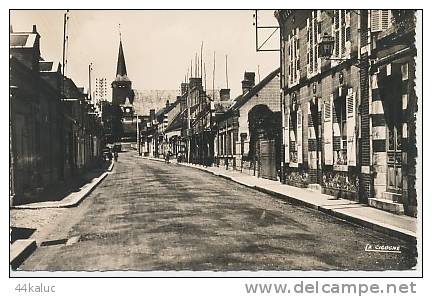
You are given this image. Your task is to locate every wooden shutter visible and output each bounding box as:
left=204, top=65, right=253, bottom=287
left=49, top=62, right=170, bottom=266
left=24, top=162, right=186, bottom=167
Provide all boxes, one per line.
left=284, top=127, right=290, bottom=163
left=371, top=10, right=381, bottom=32
left=297, top=108, right=303, bottom=164
left=381, top=10, right=391, bottom=31
left=345, top=10, right=351, bottom=56
left=284, top=111, right=290, bottom=163
left=346, top=89, right=357, bottom=166
left=323, top=96, right=333, bottom=165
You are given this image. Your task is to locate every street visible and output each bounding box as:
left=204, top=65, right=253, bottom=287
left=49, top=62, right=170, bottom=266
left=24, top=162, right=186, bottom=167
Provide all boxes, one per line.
left=19, top=151, right=417, bottom=271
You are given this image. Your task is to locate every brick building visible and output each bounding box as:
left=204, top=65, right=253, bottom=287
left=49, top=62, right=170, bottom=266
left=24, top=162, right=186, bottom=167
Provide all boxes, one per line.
left=275, top=10, right=418, bottom=216
left=214, top=69, right=281, bottom=179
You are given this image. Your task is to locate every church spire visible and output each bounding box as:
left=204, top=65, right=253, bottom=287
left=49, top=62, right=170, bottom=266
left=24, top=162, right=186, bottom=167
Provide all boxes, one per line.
left=116, top=24, right=127, bottom=77
left=116, top=41, right=127, bottom=77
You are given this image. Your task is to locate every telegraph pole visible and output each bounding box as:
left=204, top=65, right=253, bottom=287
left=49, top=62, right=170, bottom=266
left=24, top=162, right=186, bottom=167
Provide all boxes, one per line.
left=62, top=10, right=69, bottom=98
left=136, top=113, right=140, bottom=155
left=225, top=54, right=229, bottom=88
left=200, top=41, right=203, bottom=79
left=212, top=51, right=215, bottom=100
left=60, top=9, right=69, bottom=181
left=88, top=63, right=93, bottom=102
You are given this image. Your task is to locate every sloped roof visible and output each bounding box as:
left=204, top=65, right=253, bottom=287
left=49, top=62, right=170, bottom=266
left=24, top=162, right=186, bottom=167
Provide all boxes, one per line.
left=10, top=33, right=37, bottom=48
left=231, top=68, right=280, bottom=110
left=156, top=98, right=180, bottom=119
left=39, top=61, right=61, bottom=72
left=165, top=108, right=184, bottom=132
left=132, top=89, right=179, bottom=116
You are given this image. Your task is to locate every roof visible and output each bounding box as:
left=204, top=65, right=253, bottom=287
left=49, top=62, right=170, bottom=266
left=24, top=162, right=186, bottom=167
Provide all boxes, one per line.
left=63, top=77, right=85, bottom=100
left=115, top=40, right=129, bottom=81
left=165, top=109, right=184, bottom=132
left=10, top=32, right=37, bottom=48
left=230, top=68, right=280, bottom=110
left=39, top=61, right=61, bottom=72
left=155, top=98, right=180, bottom=119
left=132, top=89, right=179, bottom=116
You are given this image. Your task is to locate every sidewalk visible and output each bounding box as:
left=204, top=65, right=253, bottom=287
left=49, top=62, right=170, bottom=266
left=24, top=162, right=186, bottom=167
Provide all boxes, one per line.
left=10, top=161, right=114, bottom=269
left=11, top=161, right=113, bottom=209
left=141, top=156, right=417, bottom=242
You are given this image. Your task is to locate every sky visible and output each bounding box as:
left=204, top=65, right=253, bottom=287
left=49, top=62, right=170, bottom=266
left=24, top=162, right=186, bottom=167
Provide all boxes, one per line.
left=10, top=10, right=279, bottom=100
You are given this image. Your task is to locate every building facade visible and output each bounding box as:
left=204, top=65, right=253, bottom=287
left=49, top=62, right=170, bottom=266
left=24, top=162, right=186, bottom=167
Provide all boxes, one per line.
left=276, top=10, right=418, bottom=216
left=214, top=69, right=281, bottom=179
left=10, top=25, right=104, bottom=205
left=184, top=78, right=214, bottom=165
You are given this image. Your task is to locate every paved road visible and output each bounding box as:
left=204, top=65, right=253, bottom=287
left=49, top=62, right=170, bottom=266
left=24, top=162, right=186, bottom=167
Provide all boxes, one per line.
left=20, top=151, right=417, bottom=271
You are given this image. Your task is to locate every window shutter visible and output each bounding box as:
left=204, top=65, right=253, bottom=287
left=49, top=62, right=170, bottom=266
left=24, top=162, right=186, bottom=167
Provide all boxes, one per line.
left=346, top=89, right=357, bottom=166
left=297, top=108, right=303, bottom=164
left=317, top=9, right=322, bottom=22
left=371, top=10, right=381, bottom=32
left=284, top=109, right=290, bottom=162
left=345, top=11, right=351, bottom=56
left=335, top=30, right=340, bottom=57
left=323, top=96, right=333, bottom=165
left=381, top=10, right=391, bottom=31
left=345, top=10, right=351, bottom=28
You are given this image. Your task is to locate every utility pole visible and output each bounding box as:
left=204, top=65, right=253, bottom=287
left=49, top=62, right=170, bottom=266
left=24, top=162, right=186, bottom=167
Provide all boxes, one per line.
left=60, top=9, right=69, bottom=181
left=200, top=41, right=203, bottom=79
left=212, top=51, right=215, bottom=100
left=88, top=63, right=93, bottom=102
left=136, top=113, right=140, bottom=155
left=225, top=54, right=229, bottom=89
left=204, top=63, right=207, bottom=91
left=62, top=10, right=69, bottom=90
left=257, top=64, right=261, bottom=82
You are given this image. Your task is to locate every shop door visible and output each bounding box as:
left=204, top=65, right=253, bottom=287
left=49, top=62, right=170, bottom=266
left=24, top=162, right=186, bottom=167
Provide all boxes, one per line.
left=259, top=139, right=277, bottom=180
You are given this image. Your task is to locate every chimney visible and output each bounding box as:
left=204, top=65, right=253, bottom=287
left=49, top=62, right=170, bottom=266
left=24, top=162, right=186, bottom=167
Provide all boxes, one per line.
left=150, top=109, right=155, bottom=121
left=32, top=25, right=37, bottom=33
left=181, top=83, right=188, bottom=95
left=242, top=72, right=255, bottom=94
left=189, top=77, right=202, bottom=90
left=219, top=89, right=230, bottom=101
left=166, top=100, right=170, bottom=109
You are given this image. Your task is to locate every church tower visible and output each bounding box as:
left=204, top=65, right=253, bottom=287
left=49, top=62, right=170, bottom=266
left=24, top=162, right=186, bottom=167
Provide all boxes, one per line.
left=111, top=37, right=134, bottom=106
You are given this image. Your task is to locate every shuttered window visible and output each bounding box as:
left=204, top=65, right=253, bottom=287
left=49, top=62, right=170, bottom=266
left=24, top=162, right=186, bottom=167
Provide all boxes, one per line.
left=287, top=29, right=300, bottom=86
left=371, top=10, right=392, bottom=32
left=334, top=93, right=347, bottom=165
left=332, top=10, right=350, bottom=59
left=346, top=89, right=357, bottom=166
left=289, top=109, right=297, bottom=163
left=297, top=108, right=303, bottom=164
left=307, top=10, right=321, bottom=76
left=283, top=119, right=290, bottom=163
left=323, top=96, right=333, bottom=165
